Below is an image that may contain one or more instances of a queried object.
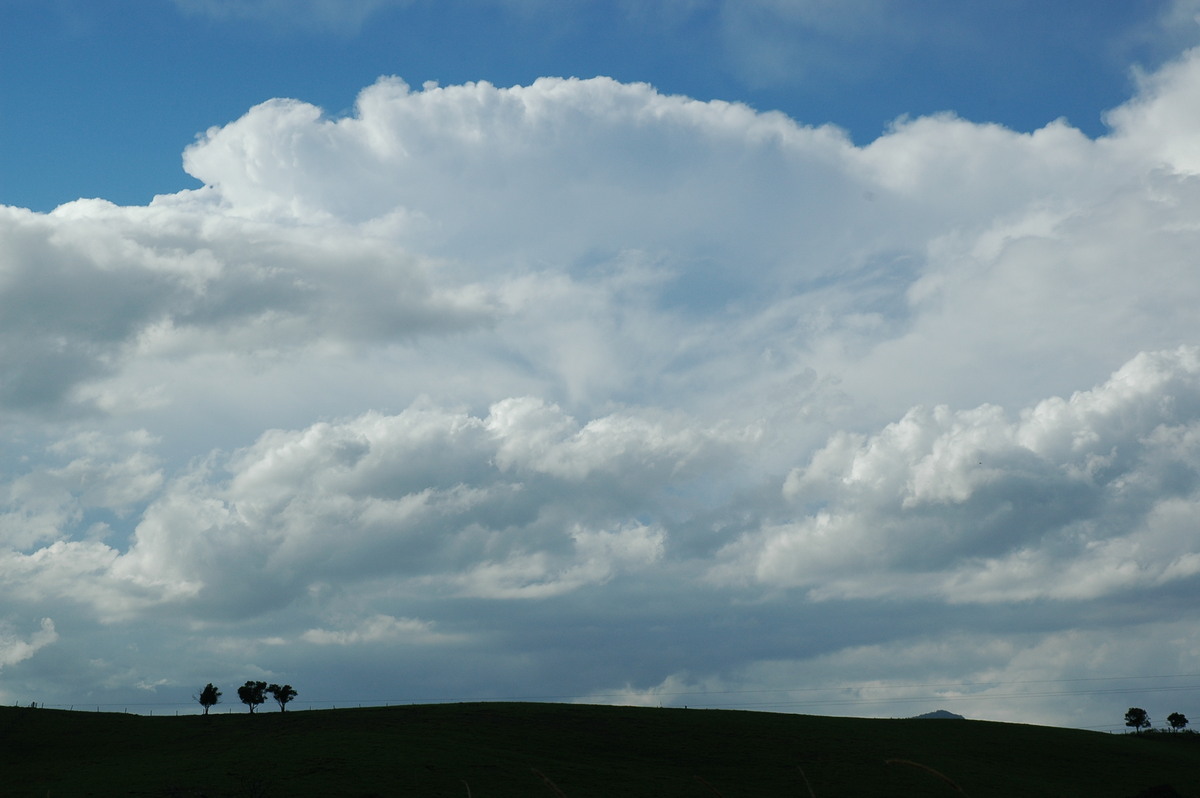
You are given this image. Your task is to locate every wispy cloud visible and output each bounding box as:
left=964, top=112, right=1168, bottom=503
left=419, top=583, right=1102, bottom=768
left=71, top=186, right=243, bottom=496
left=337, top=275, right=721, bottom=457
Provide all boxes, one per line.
left=170, top=0, right=415, bottom=33
left=0, top=619, right=57, bottom=670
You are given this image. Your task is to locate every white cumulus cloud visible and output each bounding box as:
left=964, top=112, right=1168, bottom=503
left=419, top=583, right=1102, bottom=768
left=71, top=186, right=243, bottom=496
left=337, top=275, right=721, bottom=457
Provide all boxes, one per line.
left=717, top=346, right=1200, bottom=604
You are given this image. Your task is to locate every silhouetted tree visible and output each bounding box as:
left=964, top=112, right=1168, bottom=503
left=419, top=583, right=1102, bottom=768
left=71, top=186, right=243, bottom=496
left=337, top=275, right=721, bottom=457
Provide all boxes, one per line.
left=237, top=680, right=267, bottom=713
left=1167, top=712, right=1188, bottom=732
left=1125, top=707, right=1150, bottom=733
left=267, top=683, right=297, bottom=712
left=196, top=683, right=221, bottom=715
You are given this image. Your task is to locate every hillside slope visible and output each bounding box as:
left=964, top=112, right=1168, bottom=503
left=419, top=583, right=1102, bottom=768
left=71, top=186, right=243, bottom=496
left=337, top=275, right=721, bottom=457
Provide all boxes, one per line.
left=1, top=702, right=1196, bottom=796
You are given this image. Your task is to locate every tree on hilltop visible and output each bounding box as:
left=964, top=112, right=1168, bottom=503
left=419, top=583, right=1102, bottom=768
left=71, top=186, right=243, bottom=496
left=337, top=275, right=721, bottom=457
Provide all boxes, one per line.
left=1125, top=707, right=1150, bottom=733
left=196, top=683, right=221, bottom=715
left=267, top=683, right=297, bottom=712
left=1167, top=712, right=1188, bottom=732
left=238, top=681, right=267, bottom=713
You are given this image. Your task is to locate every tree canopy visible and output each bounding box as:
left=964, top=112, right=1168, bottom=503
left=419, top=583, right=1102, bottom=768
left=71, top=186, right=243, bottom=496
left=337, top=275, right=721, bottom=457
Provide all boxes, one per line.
left=196, top=683, right=221, bottom=715
left=1125, top=707, right=1150, bottom=733
left=237, top=681, right=267, bottom=713
left=267, top=683, right=298, bottom=712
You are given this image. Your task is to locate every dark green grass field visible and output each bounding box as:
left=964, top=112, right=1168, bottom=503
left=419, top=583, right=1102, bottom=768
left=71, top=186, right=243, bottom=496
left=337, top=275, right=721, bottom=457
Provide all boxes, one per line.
left=1, top=701, right=1197, bottom=796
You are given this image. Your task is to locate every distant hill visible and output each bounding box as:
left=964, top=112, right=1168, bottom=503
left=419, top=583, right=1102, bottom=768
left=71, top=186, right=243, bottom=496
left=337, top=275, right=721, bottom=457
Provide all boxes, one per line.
left=911, top=709, right=967, bottom=720
left=1, top=702, right=1197, bottom=796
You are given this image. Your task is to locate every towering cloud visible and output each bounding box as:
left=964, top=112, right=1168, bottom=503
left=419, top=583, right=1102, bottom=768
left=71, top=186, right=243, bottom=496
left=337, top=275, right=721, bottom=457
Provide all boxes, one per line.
left=3, top=45, right=1200, bottom=726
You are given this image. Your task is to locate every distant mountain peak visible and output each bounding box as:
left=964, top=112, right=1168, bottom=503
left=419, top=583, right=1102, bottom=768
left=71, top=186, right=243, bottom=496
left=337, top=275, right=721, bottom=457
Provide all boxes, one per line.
left=912, top=709, right=966, bottom=720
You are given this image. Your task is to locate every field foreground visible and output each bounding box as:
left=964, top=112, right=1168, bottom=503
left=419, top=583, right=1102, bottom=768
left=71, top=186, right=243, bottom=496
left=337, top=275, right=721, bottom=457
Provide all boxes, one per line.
left=1, top=702, right=1197, bottom=796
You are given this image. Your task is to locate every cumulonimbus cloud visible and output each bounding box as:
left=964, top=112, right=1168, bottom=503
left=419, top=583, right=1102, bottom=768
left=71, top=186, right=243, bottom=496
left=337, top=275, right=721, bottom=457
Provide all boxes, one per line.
left=5, top=43, right=1200, bottom=722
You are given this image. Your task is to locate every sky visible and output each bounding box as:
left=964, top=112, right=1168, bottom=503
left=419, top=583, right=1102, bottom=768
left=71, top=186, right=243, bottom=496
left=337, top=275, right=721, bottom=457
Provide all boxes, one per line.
left=2, top=0, right=1200, bottom=732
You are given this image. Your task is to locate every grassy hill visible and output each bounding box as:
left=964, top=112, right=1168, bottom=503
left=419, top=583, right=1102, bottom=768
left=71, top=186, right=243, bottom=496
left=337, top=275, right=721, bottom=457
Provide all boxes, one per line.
left=1, top=701, right=1197, bottom=796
